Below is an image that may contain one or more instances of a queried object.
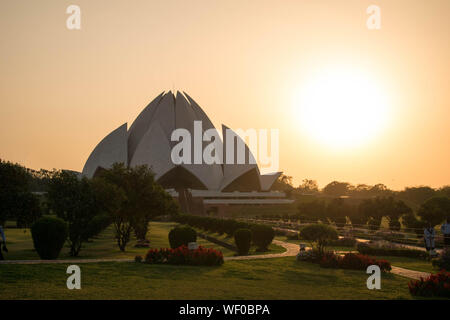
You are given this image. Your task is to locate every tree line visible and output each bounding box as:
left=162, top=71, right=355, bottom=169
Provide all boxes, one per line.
left=272, top=174, right=450, bottom=207
left=296, top=195, right=450, bottom=233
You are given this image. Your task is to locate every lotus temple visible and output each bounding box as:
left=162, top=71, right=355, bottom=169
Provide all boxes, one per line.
left=81, top=91, right=293, bottom=215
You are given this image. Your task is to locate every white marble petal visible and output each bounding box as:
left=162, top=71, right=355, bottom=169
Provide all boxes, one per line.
left=82, top=123, right=128, bottom=178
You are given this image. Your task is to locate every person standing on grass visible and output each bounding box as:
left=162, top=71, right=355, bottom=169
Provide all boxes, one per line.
left=0, top=225, right=8, bottom=260
left=424, top=224, right=436, bottom=255
left=441, top=218, right=450, bottom=248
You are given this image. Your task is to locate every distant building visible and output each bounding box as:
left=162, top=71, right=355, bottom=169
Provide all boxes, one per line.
left=81, top=91, right=293, bottom=214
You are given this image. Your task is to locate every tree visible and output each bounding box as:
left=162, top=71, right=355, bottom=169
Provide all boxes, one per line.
left=438, top=186, right=450, bottom=198
left=271, top=174, right=294, bottom=193
left=297, top=199, right=327, bottom=223
left=384, top=198, right=411, bottom=231
left=132, top=183, right=178, bottom=242
left=300, top=224, right=338, bottom=254
left=402, top=212, right=426, bottom=237
left=297, top=179, right=319, bottom=194
left=47, top=170, right=109, bottom=256
left=398, top=186, right=436, bottom=206
left=15, top=192, right=42, bottom=228
left=0, top=160, right=29, bottom=224
left=322, top=181, right=353, bottom=197
left=348, top=206, right=368, bottom=228
left=417, top=196, right=450, bottom=227
left=358, top=198, right=384, bottom=230
left=96, top=163, right=177, bottom=251
left=326, top=198, right=350, bottom=226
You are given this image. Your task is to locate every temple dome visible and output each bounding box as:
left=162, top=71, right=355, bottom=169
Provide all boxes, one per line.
left=82, top=91, right=280, bottom=191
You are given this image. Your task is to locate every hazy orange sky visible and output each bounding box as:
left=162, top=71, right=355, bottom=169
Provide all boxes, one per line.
left=1, top=0, right=449, bottom=190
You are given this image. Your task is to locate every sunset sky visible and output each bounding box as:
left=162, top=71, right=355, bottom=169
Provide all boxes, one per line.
left=0, top=0, right=449, bottom=190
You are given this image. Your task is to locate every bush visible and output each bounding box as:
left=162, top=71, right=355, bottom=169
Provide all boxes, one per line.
left=298, top=248, right=391, bottom=272
left=433, top=248, right=450, bottom=270
left=251, top=224, right=275, bottom=251
left=234, top=229, right=252, bottom=255
left=144, top=246, right=223, bottom=266
left=408, top=270, right=450, bottom=297
left=296, top=248, right=321, bottom=263
left=135, top=255, right=143, bottom=263
left=319, top=251, right=341, bottom=268
left=339, top=253, right=391, bottom=272
left=31, top=216, right=68, bottom=259
left=168, top=226, right=197, bottom=249
left=85, top=213, right=111, bottom=240
left=357, top=242, right=428, bottom=259
left=300, top=224, right=338, bottom=253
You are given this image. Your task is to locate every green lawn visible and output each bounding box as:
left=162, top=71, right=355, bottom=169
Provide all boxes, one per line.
left=374, top=256, right=437, bottom=274
left=1, top=222, right=235, bottom=260
left=194, top=228, right=286, bottom=255
left=0, top=257, right=415, bottom=300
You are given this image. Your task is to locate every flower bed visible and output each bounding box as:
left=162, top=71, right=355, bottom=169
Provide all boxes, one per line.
left=140, top=245, right=224, bottom=266
left=408, top=270, right=450, bottom=298
left=338, top=253, right=391, bottom=272
left=298, top=249, right=391, bottom=272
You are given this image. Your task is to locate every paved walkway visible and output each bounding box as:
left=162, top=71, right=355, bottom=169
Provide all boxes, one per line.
left=0, top=240, right=432, bottom=280
left=391, top=266, right=430, bottom=280
left=224, top=240, right=299, bottom=261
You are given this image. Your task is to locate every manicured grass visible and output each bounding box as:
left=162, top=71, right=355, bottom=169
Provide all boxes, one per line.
left=374, top=256, right=438, bottom=274
left=193, top=228, right=286, bottom=256
left=1, top=222, right=235, bottom=260
left=0, top=257, right=415, bottom=300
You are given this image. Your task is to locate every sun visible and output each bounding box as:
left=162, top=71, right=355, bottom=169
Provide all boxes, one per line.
left=293, top=68, right=390, bottom=149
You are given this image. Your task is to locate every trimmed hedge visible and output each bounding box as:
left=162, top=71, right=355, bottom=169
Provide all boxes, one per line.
left=168, top=226, right=197, bottom=249
left=251, top=224, right=275, bottom=251
left=357, top=242, right=428, bottom=259
left=173, top=214, right=275, bottom=250
left=31, top=216, right=68, bottom=260
left=234, top=229, right=252, bottom=255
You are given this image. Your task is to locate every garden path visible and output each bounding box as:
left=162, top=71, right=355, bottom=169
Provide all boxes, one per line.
left=0, top=240, right=433, bottom=280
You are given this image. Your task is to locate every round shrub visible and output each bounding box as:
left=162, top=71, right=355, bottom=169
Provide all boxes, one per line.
left=234, top=228, right=252, bottom=255
left=168, top=226, right=197, bottom=249
left=251, top=224, right=274, bottom=251
left=300, top=224, right=338, bottom=253
left=433, top=248, right=450, bottom=271
left=31, top=216, right=68, bottom=259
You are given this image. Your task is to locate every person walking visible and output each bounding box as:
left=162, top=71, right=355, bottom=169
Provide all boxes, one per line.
left=424, top=224, right=436, bottom=257
left=0, top=225, right=8, bottom=260
left=441, top=218, right=450, bottom=248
